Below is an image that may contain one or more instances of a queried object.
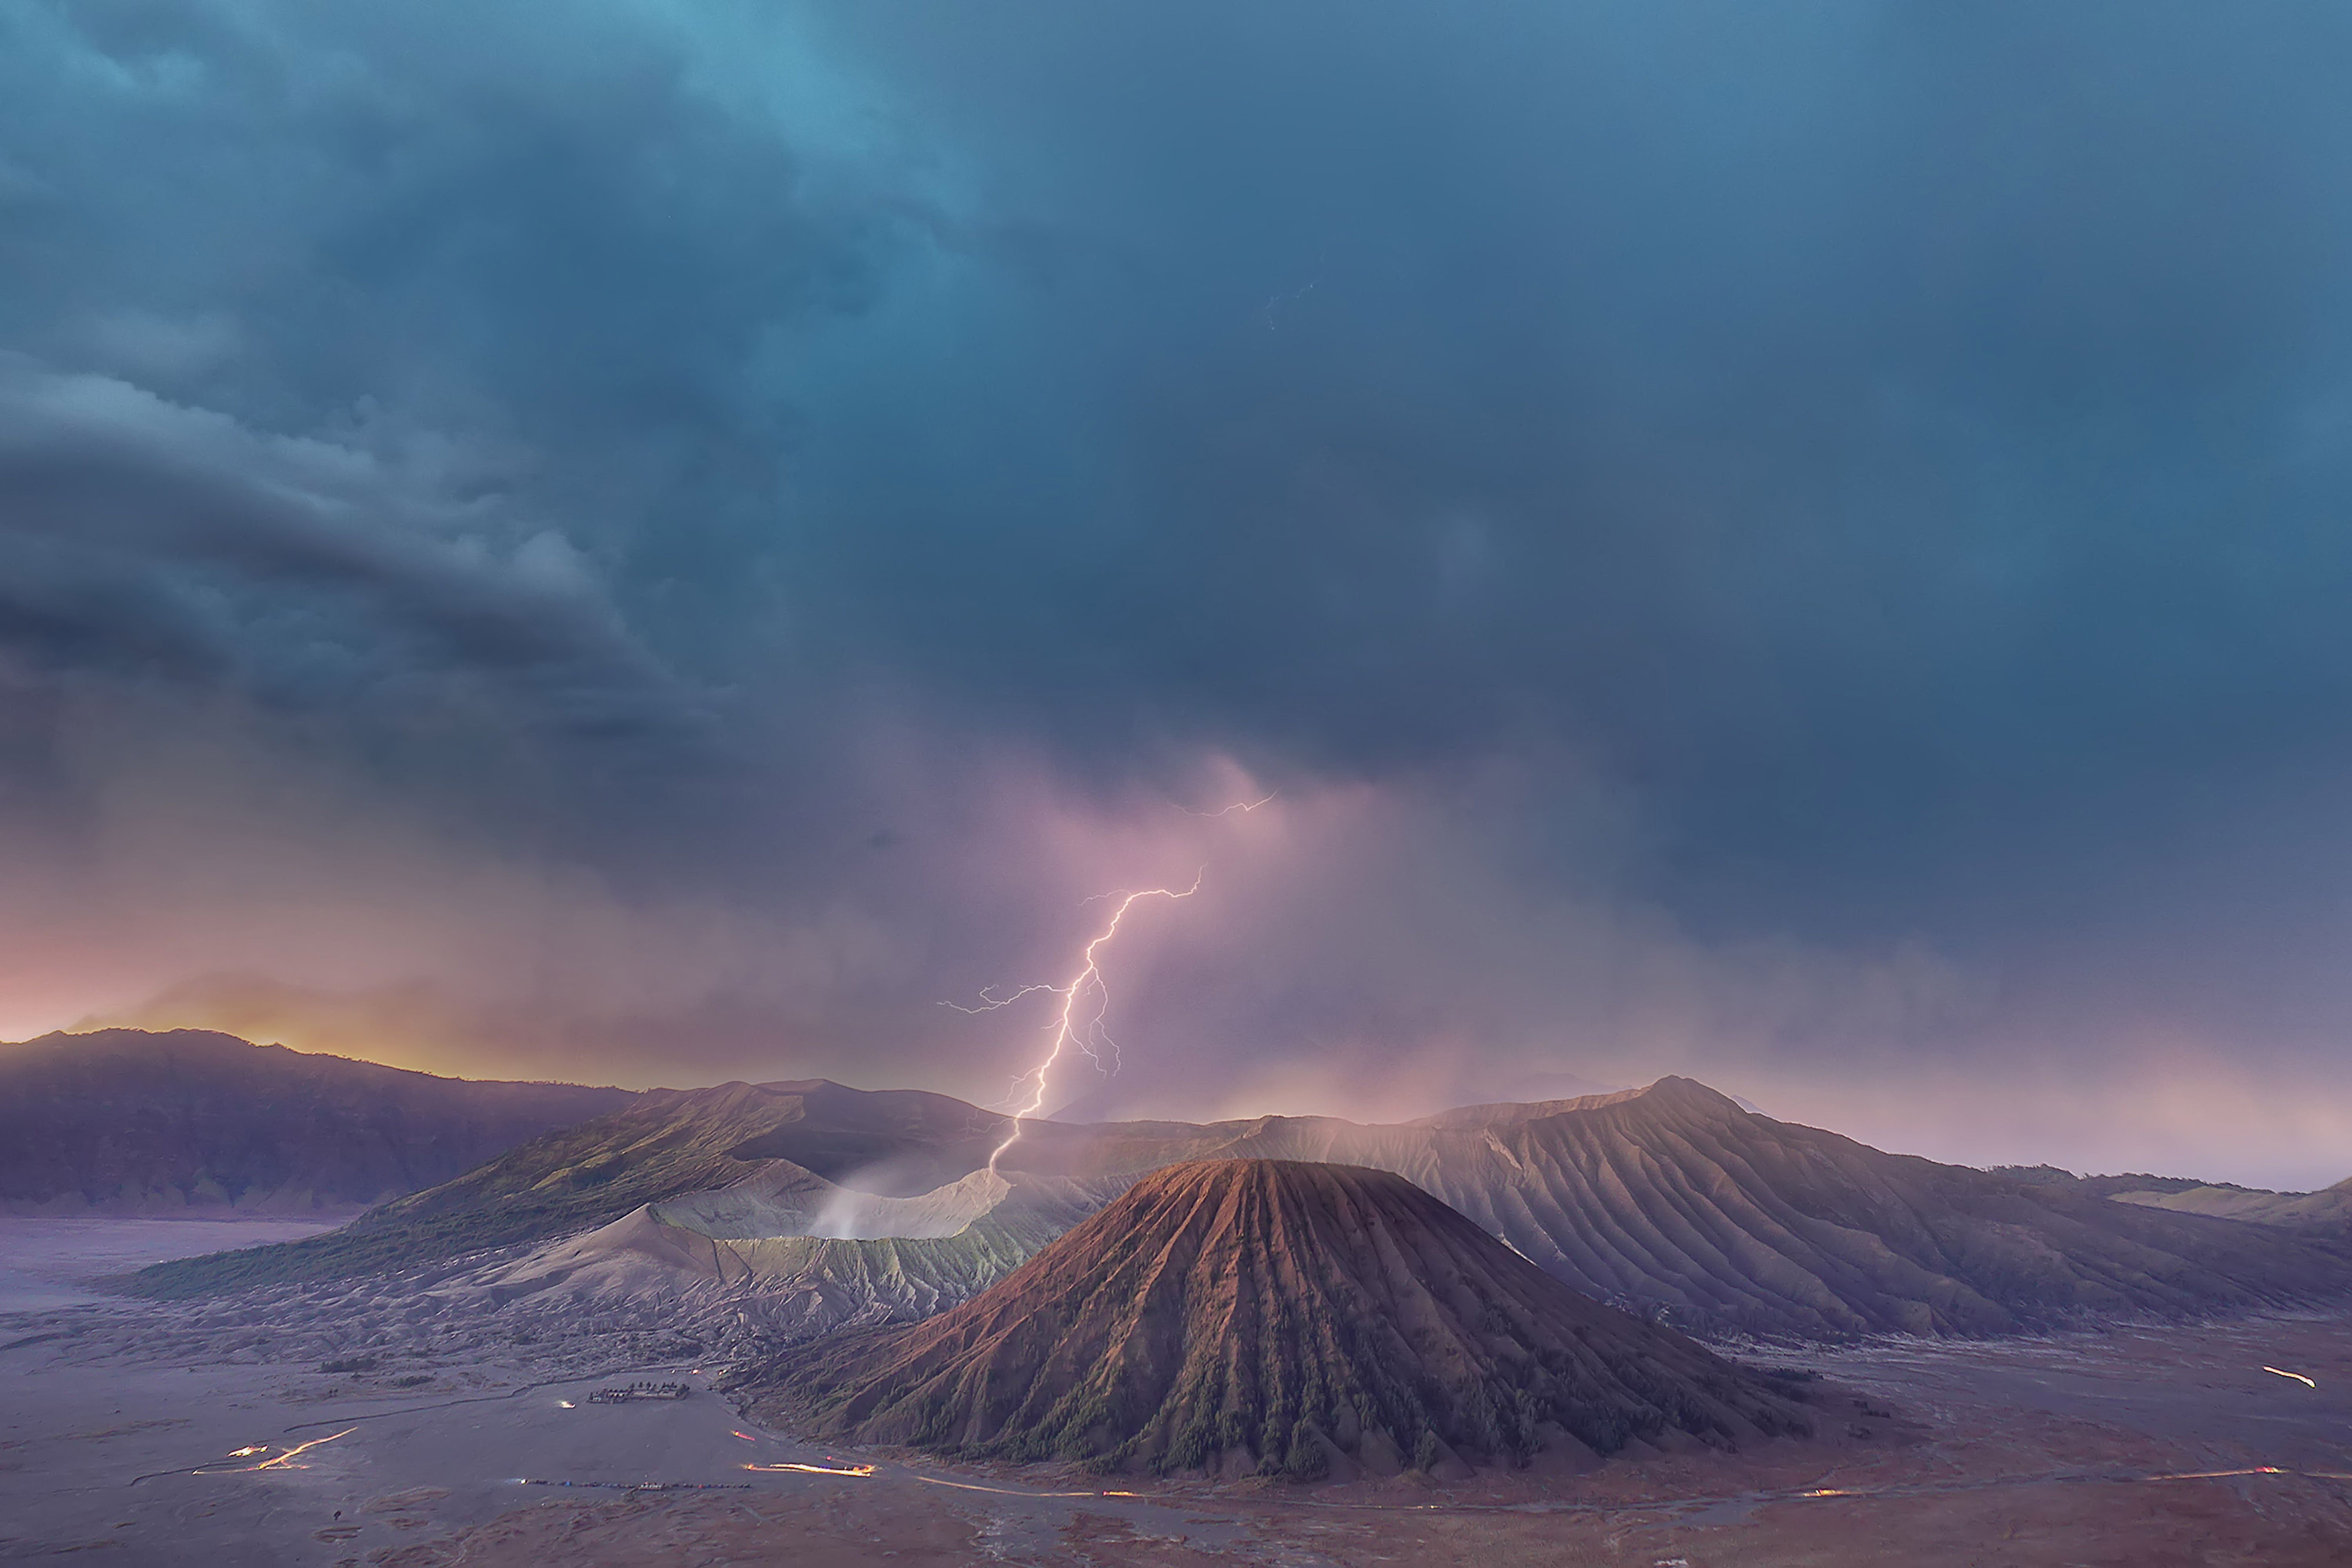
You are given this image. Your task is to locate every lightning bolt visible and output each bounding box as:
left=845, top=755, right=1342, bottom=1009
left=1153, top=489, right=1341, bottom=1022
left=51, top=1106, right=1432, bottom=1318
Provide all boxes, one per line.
left=957, top=871, right=1203, bottom=1171
left=1179, top=791, right=1277, bottom=818
left=1263, top=266, right=1322, bottom=331
left=941, top=984, right=1064, bottom=1015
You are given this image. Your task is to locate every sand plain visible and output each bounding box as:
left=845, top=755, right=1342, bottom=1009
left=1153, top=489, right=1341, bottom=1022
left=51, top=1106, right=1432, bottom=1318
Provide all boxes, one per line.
left=0, top=1218, right=340, bottom=1313
left=4, top=1220, right=2350, bottom=1566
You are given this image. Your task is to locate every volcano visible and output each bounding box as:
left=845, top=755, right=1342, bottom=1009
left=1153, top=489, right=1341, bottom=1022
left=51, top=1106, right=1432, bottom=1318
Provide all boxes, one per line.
left=751, top=1158, right=1811, bottom=1479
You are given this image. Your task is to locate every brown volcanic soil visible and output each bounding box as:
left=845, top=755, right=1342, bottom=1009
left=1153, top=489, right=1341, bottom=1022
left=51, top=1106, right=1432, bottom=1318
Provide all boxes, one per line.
left=751, top=1158, right=1812, bottom=1477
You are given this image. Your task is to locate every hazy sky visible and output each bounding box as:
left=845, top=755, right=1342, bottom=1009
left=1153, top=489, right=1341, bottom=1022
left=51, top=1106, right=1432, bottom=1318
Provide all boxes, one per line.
left=7, top=2, right=2352, bottom=1186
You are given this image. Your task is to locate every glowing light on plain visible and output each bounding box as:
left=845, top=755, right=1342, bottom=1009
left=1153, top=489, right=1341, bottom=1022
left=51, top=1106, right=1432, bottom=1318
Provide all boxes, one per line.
left=195, top=1428, right=356, bottom=1475
left=743, top=1461, right=876, bottom=1477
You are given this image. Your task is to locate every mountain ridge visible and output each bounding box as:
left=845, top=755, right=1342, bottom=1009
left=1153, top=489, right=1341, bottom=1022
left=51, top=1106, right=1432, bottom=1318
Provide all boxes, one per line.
left=0, top=1028, right=632, bottom=1217
left=117, top=1059, right=2352, bottom=1343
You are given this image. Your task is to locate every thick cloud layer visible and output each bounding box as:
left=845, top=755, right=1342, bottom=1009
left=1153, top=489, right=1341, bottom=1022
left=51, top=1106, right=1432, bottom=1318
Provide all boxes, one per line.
left=7, top=2, right=2352, bottom=1184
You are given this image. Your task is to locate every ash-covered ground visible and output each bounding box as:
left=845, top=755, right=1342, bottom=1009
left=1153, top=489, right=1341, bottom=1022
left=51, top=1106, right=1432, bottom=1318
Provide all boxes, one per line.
left=5, top=1220, right=2351, bottom=1566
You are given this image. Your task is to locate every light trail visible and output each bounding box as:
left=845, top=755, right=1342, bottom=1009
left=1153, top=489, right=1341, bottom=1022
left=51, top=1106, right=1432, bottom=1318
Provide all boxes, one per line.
left=912, top=1475, right=1144, bottom=1499
left=747, top=1453, right=2352, bottom=1517
left=193, top=1427, right=357, bottom=1475
left=520, top=1478, right=750, bottom=1493
left=2261, top=1366, right=2318, bottom=1388
left=958, top=871, right=1204, bottom=1171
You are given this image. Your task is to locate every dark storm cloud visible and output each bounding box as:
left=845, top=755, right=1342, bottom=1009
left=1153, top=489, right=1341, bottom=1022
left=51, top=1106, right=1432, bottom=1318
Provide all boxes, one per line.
left=783, top=3, right=2352, bottom=934
left=11, top=0, right=2352, bottom=1174
left=0, top=0, right=912, bottom=847
left=0, top=356, right=664, bottom=704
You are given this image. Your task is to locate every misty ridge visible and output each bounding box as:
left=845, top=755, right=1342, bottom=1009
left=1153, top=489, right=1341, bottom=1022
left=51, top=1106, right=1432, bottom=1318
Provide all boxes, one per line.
left=19, top=1029, right=2338, bottom=1349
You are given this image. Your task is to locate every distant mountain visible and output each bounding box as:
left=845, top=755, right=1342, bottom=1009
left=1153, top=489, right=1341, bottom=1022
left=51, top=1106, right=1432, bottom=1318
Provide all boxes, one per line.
left=1992, top=1165, right=2352, bottom=1243
left=749, top=1159, right=1814, bottom=1478
left=2000, top=1169, right=2267, bottom=1200
left=0, top=1028, right=632, bottom=1216
left=2103, top=1178, right=2352, bottom=1239
left=130, top=1072, right=2352, bottom=1342
left=1046, top=1066, right=1629, bottom=1125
